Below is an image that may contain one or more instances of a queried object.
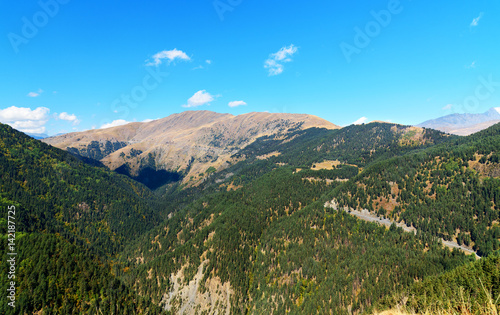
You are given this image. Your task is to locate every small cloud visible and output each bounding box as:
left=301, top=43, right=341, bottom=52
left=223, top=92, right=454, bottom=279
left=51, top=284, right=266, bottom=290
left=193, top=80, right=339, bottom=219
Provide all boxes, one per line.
left=228, top=100, right=247, bottom=108
left=351, top=117, right=368, bottom=125
left=182, top=90, right=215, bottom=108
left=192, top=65, right=204, bottom=70
left=57, top=112, right=80, bottom=125
left=264, top=44, right=298, bottom=76
left=142, top=118, right=157, bottom=123
left=206, top=60, right=212, bottom=64
left=27, top=88, right=43, bottom=97
left=442, top=104, right=453, bottom=110
left=0, top=106, right=50, bottom=134
left=466, top=61, right=476, bottom=69
left=470, top=13, right=483, bottom=27
left=146, top=49, right=190, bottom=66
left=100, top=119, right=130, bottom=129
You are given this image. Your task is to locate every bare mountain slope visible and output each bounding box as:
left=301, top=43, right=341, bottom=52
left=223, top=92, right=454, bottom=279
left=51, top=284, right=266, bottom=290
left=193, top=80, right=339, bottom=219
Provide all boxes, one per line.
left=43, top=111, right=339, bottom=185
left=417, top=107, right=500, bottom=135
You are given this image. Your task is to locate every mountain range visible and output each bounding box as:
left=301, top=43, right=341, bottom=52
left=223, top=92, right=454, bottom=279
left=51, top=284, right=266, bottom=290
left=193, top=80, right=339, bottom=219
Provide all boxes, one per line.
left=1, top=110, right=499, bottom=314
left=417, top=107, right=500, bottom=135
left=42, top=111, right=338, bottom=188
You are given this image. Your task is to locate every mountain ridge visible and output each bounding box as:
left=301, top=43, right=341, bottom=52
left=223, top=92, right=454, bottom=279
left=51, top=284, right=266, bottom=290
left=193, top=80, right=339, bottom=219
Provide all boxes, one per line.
left=417, top=107, right=500, bottom=135
left=43, top=110, right=340, bottom=185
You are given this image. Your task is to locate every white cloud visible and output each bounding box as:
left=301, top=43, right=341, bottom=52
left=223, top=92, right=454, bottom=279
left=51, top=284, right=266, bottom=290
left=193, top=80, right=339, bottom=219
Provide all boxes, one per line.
left=100, top=119, right=130, bottom=129
left=0, top=106, right=50, bottom=134
left=146, top=49, right=190, bottom=66
left=27, top=88, right=43, bottom=97
left=206, top=60, right=212, bottom=64
left=57, top=112, right=80, bottom=125
left=442, top=104, right=453, bottom=110
left=0, top=106, right=49, bottom=121
left=142, top=118, right=156, bottom=123
left=182, top=90, right=215, bottom=108
left=264, top=44, right=298, bottom=76
left=351, top=117, right=368, bottom=125
left=228, top=100, right=247, bottom=108
left=471, top=13, right=483, bottom=27
left=264, top=60, right=284, bottom=76
left=466, top=61, right=476, bottom=69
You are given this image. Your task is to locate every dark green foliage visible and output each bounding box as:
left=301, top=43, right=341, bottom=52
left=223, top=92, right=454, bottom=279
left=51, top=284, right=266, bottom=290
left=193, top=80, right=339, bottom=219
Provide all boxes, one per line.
left=378, top=255, right=500, bottom=314
left=0, top=123, right=163, bottom=254
left=1, top=120, right=499, bottom=314
left=237, top=123, right=452, bottom=169
left=0, top=233, right=164, bottom=314
left=332, top=122, right=500, bottom=256
left=246, top=202, right=470, bottom=314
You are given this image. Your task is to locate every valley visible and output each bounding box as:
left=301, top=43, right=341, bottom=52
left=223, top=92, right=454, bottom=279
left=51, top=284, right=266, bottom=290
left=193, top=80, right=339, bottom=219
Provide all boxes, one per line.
left=1, top=112, right=499, bottom=314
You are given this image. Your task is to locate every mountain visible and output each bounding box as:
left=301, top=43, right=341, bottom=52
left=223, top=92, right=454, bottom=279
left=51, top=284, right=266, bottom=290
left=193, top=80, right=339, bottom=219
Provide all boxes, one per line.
left=417, top=107, right=500, bottom=135
left=25, top=132, right=49, bottom=139
left=0, top=123, right=167, bottom=314
left=329, top=122, right=500, bottom=257
left=3, top=115, right=499, bottom=314
left=115, top=122, right=469, bottom=314
left=43, top=111, right=339, bottom=188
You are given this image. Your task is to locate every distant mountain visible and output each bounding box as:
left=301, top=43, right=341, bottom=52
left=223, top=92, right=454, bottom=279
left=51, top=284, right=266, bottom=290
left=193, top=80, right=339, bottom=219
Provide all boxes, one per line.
left=25, top=132, right=49, bottom=139
left=43, top=110, right=340, bottom=187
left=417, top=107, right=500, bottom=135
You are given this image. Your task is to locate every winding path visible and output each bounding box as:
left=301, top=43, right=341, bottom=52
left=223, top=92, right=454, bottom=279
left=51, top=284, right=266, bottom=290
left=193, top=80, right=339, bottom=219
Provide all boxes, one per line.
left=324, top=200, right=480, bottom=259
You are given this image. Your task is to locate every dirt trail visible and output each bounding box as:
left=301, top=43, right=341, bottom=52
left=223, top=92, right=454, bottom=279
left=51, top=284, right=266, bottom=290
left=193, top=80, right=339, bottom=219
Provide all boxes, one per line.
left=324, top=200, right=480, bottom=259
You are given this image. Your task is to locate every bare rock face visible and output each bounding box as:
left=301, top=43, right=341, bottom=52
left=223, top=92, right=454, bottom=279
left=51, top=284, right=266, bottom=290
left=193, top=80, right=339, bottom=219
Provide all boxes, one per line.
left=161, top=260, right=232, bottom=315
left=43, top=110, right=339, bottom=186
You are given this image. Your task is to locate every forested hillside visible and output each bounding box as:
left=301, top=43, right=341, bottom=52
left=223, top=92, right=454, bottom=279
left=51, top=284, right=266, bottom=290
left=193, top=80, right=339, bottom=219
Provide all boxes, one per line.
left=0, top=123, right=164, bottom=254
left=378, top=254, right=500, bottom=314
left=112, top=123, right=478, bottom=314
left=330, top=123, right=500, bottom=257
left=1, top=120, right=499, bottom=314
left=0, top=123, right=166, bottom=314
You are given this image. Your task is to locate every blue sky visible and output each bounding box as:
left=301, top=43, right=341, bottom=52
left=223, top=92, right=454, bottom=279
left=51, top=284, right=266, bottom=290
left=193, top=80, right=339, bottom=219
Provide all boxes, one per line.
left=1, top=0, right=499, bottom=135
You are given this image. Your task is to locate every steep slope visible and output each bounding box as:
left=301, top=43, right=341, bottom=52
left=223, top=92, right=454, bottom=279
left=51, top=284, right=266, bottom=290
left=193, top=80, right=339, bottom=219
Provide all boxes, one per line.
left=417, top=107, right=500, bottom=135
left=0, top=233, right=163, bottom=315
left=0, top=123, right=168, bottom=314
left=329, top=122, right=500, bottom=256
left=0, top=122, right=163, bottom=254
left=378, top=255, right=500, bottom=314
left=43, top=111, right=340, bottom=186
left=114, top=123, right=468, bottom=314
left=4, top=118, right=498, bottom=314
